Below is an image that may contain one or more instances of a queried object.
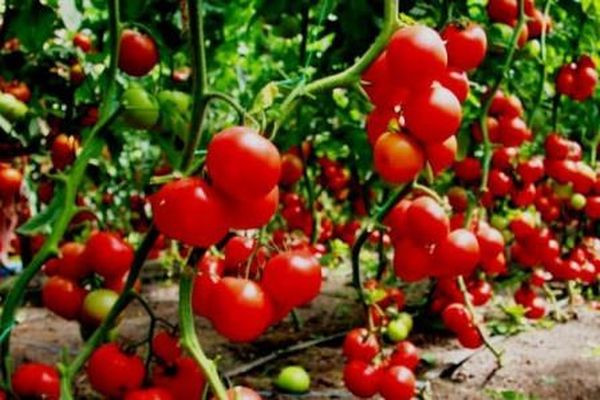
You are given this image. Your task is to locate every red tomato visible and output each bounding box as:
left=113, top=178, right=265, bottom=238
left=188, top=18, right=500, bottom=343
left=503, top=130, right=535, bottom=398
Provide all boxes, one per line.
left=210, top=277, right=273, bottom=342
left=476, top=222, right=504, bottom=261
left=5, top=81, right=31, bottom=102
left=393, top=238, right=433, bottom=282
left=454, top=157, right=482, bottom=182
left=153, top=356, right=206, bottom=400
left=52, top=242, right=90, bottom=280
left=82, top=232, right=134, bottom=279
left=472, top=116, right=500, bottom=143
left=457, top=326, right=483, bottom=348
left=487, top=0, right=518, bottom=25
left=373, top=132, right=425, bottom=184
left=343, top=361, right=382, bottom=398
left=198, top=254, right=226, bottom=276
left=0, top=166, right=22, bottom=201
left=389, top=341, right=420, bottom=371
left=482, top=251, right=507, bottom=275
left=498, top=116, right=530, bottom=147
left=12, top=363, right=60, bottom=400
left=222, top=186, right=279, bottom=230
left=342, top=328, right=380, bottom=362
left=384, top=199, right=412, bottom=239
left=488, top=169, right=513, bottom=197
left=585, top=196, right=600, bottom=219
left=433, top=229, right=480, bottom=277
left=442, top=303, right=472, bottom=333
left=386, top=25, right=447, bottom=87
left=223, top=236, right=255, bottom=270
left=152, top=331, right=182, bottom=365
left=362, top=52, right=392, bottom=107
left=517, top=157, right=545, bottom=184
left=42, top=276, right=86, bottom=320
left=124, top=388, right=174, bottom=400
left=366, top=108, right=397, bottom=146
left=192, top=271, right=221, bottom=319
left=73, top=32, right=93, bottom=52
left=441, top=22, right=487, bottom=71
left=426, top=135, right=457, bottom=174
left=118, top=29, right=159, bottom=77
left=545, top=133, right=571, bottom=160
left=150, top=178, right=229, bottom=247
left=379, top=366, right=416, bottom=400
left=406, top=196, right=450, bottom=245
left=403, top=84, right=462, bottom=143
left=50, top=134, right=78, bottom=171
left=207, top=126, right=281, bottom=200
left=262, top=250, right=322, bottom=309
left=87, top=344, right=145, bottom=398
left=468, top=279, right=493, bottom=306
left=439, top=68, right=470, bottom=103
left=527, top=8, right=552, bottom=38
left=489, top=91, right=523, bottom=118
left=279, top=153, right=303, bottom=186
left=556, top=63, right=577, bottom=96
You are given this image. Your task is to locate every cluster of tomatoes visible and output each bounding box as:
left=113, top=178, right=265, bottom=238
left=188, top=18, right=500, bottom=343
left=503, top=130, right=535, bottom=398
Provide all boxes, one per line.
left=192, top=240, right=322, bottom=343
left=487, top=0, right=552, bottom=45
left=41, top=232, right=135, bottom=329
left=363, top=21, right=487, bottom=184
left=556, top=55, right=598, bottom=102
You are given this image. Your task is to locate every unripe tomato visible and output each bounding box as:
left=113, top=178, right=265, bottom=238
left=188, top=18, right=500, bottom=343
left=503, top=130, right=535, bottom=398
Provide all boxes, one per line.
left=124, top=388, right=173, bottom=400
left=87, top=344, right=145, bottom=398
left=386, top=318, right=410, bottom=342
left=373, top=131, right=425, bottom=184
left=82, top=231, right=134, bottom=279
left=406, top=196, right=450, bottom=246
left=441, top=22, right=487, bottom=71
left=343, top=360, right=382, bottom=398
left=122, top=85, right=160, bottom=129
left=274, top=365, right=311, bottom=394
left=42, top=276, right=86, bottom=320
left=207, top=126, right=281, bottom=201
left=379, top=366, right=416, bottom=400
left=118, top=29, right=158, bottom=77
left=12, top=363, right=60, bottom=400
left=157, top=90, right=191, bottom=113
left=81, top=288, right=119, bottom=326
left=51, top=134, right=78, bottom=171
left=262, top=250, right=322, bottom=309
left=210, top=277, right=273, bottom=342
left=153, top=356, right=206, bottom=400
left=0, top=92, right=27, bottom=120
left=342, top=328, right=380, bottom=362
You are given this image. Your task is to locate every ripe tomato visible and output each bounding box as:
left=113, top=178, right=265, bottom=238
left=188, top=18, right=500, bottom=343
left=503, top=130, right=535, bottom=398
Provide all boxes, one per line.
left=488, top=169, right=513, bottom=197
left=279, top=153, right=304, bottom=186
left=393, top=238, right=433, bottom=282
left=457, top=326, right=483, bottom=348
left=0, top=166, right=22, bottom=201
left=379, top=366, right=416, bottom=400
left=426, top=135, right=457, bottom=174
left=261, top=251, right=321, bottom=309
left=404, top=84, right=462, bottom=143
left=442, top=303, right=472, bottom=333
left=153, top=356, right=206, bottom=400
left=223, top=236, right=255, bottom=270
left=343, top=360, right=382, bottom=398
left=222, top=186, right=279, bottom=230
left=362, top=51, right=392, bottom=107
left=454, top=157, right=482, bottom=182
left=207, top=126, right=281, bottom=200
left=210, top=277, right=273, bottom=342
left=475, top=222, right=504, bottom=261
left=42, top=276, right=86, bottom=320
left=150, top=178, right=229, bottom=247
left=472, top=116, right=500, bottom=143
left=468, top=279, right=493, bottom=306
left=386, top=25, right=447, bottom=87
left=366, top=108, right=397, bottom=146
left=118, top=29, right=158, bottom=77
left=73, top=32, right=92, bottom=52
left=556, top=63, right=576, bottom=96
left=81, top=289, right=119, bottom=326
left=406, top=196, right=449, bottom=245
left=124, top=388, right=173, bottom=400
left=585, top=196, right=600, bottom=219
left=192, top=271, right=221, bottom=319
left=441, top=22, right=487, bottom=71
left=50, top=134, right=78, bottom=171
left=88, top=344, right=145, bottom=398
left=122, top=85, right=160, bottom=129
left=54, top=242, right=90, bottom=280
left=152, top=331, right=182, bottom=365
left=82, top=232, right=134, bottom=279
left=5, top=81, right=31, bottom=103
left=498, top=116, right=530, bottom=147
left=373, top=131, right=425, bottom=184
left=12, top=363, right=60, bottom=400
left=342, top=328, right=380, bottom=362
left=197, top=254, right=225, bottom=276
left=527, top=8, right=552, bottom=38
left=517, top=157, right=545, bottom=184
left=389, top=341, right=420, bottom=371
left=487, top=0, right=518, bottom=25
left=439, top=68, right=470, bottom=103
left=384, top=199, right=412, bottom=239
left=544, top=133, right=570, bottom=160
left=433, top=229, right=480, bottom=277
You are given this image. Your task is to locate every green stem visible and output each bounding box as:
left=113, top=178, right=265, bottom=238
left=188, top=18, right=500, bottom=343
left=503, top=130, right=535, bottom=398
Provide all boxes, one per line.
left=270, top=0, right=399, bottom=138
left=204, top=91, right=260, bottom=129
left=99, top=0, right=121, bottom=116
left=527, top=0, right=552, bottom=127
left=479, top=0, right=526, bottom=192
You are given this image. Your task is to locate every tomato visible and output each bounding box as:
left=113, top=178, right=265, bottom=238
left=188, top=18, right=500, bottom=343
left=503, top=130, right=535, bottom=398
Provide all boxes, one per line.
left=433, top=229, right=480, bottom=277
left=118, top=29, right=158, bottom=77
left=527, top=8, right=552, bottom=39
left=441, top=22, right=487, bottom=71
left=517, top=157, right=545, bottom=184
left=406, top=196, right=449, bottom=245
left=556, top=63, right=576, bottom=96
left=88, top=344, right=145, bottom=398
left=124, top=388, right=174, bottom=400
left=262, top=250, right=322, bottom=309
left=389, top=341, right=420, bottom=371
left=439, top=68, right=470, bottom=103
left=498, top=116, right=530, bottom=147
left=442, top=303, right=472, bottom=333
left=73, top=32, right=92, bottom=52
left=151, top=178, right=229, bottom=247
left=192, top=271, right=221, bottom=319
left=0, top=166, right=22, bottom=201
left=122, top=85, right=160, bottom=129
left=489, top=91, right=523, bottom=118
left=223, top=236, right=255, bottom=270
left=219, top=386, right=263, bottom=400
left=488, top=169, right=513, bottom=197
left=482, top=251, right=507, bottom=275
left=476, top=222, right=504, bottom=261
left=457, top=326, right=483, bottom=348
left=384, top=199, right=412, bottom=239
left=342, top=328, right=380, bottom=362
left=81, top=289, right=119, bottom=326
left=454, top=157, right=482, bottom=182
left=379, top=366, right=416, bottom=400
left=274, top=365, right=311, bottom=394
left=69, top=63, right=86, bottom=85
left=472, top=116, right=500, bottom=143
left=82, top=232, right=134, bottom=279
left=50, top=134, right=78, bottom=171
left=222, top=186, right=279, bottom=230
left=153, top=356, right=206, bottom=400
left=545, top=133, right=570, bottom=160
left=426, top=135, right=457, bottom=174
left=197, top=254, right=225, bottom=276
left=585, top=196, right=600, bottom=219
left=152, top=331, right=182, bottom=365
left=468, top=279, right=493, bottom=306
left=0, top=92, right=28, bottom=120
left=5, top=81, right=31, bottom=102
left=42, top=276, right=86, bottom=320
left=279, top=153, right=304, bottom=186
left=157, top=90, right=191, bottom=113
left=210, top=277, right=273, bottom=342
left=207, top=126, right=281, bottom=200
left=362, top=52, right=394, bottom=107
left=386, top=25, right=447, bottom=87
left=343, top=360, right=382, bottom=398
left=525, top=296, right=547, bottom=319
left=403, top=84, right=462, bottom=143
left=373, top=131, right=425, bottom=184
left=386, top=318, right=410, bottom=342
left=393, top=237, right=433, bottom=282
left=366, top=108, right=397, bottom=146
left=12, top=363, right=60, bottom=399
left=487, top=0, right=518, bottom=25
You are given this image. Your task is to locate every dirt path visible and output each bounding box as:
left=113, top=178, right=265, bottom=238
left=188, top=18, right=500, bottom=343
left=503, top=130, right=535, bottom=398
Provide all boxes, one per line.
left=9, top=271, right=600, bottom=399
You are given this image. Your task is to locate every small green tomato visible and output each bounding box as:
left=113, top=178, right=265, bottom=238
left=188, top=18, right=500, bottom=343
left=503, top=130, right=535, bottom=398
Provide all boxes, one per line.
left=274, top=365, right=310, bottom=394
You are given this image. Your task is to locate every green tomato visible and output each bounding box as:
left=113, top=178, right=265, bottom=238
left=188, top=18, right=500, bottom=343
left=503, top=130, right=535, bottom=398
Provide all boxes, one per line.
left=0, top=93, right=27, bottom=120
left=570, top=193, right=587, bottom=210
left=397, top=312, right=413, bottom=333
left=122, top=85, right=159, bottom=129
left=523, top=40, right=541, bottom=59
left=157, top=90, right=191, bottom=114
left=490, top=214, right=509, bottom=230
left=488, top=23, right=514, bottom=52
left=274, top=366, right=310, bottom=394
left=386, top=319, right=409, bottom=343
left=82, top=289, right=119, bottom=326
left=554, top=183, right=573, bottom=200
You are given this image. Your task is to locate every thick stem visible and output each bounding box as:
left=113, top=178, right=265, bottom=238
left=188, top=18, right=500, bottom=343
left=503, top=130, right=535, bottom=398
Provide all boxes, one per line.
left=479, top=0, right=526, bottom=192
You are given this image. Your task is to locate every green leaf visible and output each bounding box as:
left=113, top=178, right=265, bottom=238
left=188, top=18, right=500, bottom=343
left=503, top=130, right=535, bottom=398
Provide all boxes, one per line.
left=7, top=0, right=56, bottom=52
left=17, top=189, right=65, bottom=235
left=250, top=82, right=279, bottom=114
left=58, top=0, right=82, bottom=30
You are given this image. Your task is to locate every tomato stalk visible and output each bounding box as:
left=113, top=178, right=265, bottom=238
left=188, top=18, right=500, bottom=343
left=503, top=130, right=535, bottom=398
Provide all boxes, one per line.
left=527, top=0, right=553, bottom=126
left=478, top=0, right=526, bottom=192
left=542, top=283, right=567, bottom=322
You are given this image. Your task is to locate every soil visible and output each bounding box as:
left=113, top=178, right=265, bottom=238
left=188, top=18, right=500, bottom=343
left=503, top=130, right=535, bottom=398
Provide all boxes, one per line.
left=9, top=268, right=600, bottom=399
